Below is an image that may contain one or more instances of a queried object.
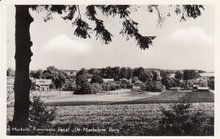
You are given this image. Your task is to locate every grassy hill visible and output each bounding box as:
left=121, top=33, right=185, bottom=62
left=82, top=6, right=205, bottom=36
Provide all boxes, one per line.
left=135, top=90, right=214, bottom=103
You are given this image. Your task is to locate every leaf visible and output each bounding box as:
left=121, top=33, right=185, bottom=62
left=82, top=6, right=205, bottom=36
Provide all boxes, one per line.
left=73, top=18, right=91, bottom=39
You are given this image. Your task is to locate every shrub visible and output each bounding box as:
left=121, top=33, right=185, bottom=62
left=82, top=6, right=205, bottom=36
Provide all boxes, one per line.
left=28, top=95, right=56, bottom=135
left=102, top=82, right=121, bottom=91
left=142, top=81, right=164, bottom=92
left=73, top=83, right=97, bottom=94
left=207, top=76, right=214, bottom=90
left=134, top=80, right=145, bottom=87
left=132, top=76, right=139, bottom=83
left=91, top=74, right=103, bottom=84
left=91, top=83, right=103, bottom=93
left=157, top=102, right=214, bottom=136
left=119, top=78, right=132, bottom=89
left=63, top=82, right=75, bottom=91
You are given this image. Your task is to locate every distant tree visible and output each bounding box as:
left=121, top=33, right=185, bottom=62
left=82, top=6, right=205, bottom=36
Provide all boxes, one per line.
left=88, top=68, right=100, bottom=75
left=152, top=71, right=162, bottom=81
left=139, top=71, right=154, bottom=82
left=63, top=82, right=75, bottom=91
left=40, top=66, right=68, bottom=89
left=54, top=72, right=66, bottom=89
left=46, top=66, right=58, bottom=73
left=207, top=76, right=214, bottom=90
left=7, top=68, right=15, bottom=77
left=119, top=78, right=132, bottom=89
left=183, top=70, right=200, bottom=87
left=127, top=67, right=133, bottom=80
left=133, top=67, right=145, bottom=77
left=119, top=67, right=129, bottom=80
left=143, top=81, right=164, bottom=92
left=112, top=66, right=120, bottom=81
left=160, top=70, right=170, bottom=79
left=74, top=68, right=95, bottom=94
left=175, top=71, right=183, bottom=80
left=161, top=76, right=174, bottom=90
left=91, top=74, right=103, bottom=84
left=31, top=69, right=43, bottom=79
left=132, top=76, right=139, bottom=83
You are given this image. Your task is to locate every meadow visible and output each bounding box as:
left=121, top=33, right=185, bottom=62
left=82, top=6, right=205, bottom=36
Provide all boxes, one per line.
left=7, top=89, right=214, bottom=135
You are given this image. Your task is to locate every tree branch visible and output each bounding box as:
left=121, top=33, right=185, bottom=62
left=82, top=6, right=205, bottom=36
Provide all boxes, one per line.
left=77, top=5, right=81, bottom=19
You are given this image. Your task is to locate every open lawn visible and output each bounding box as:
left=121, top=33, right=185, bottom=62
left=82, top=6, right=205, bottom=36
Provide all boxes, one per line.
left=31, top=89, right=214, bottom=106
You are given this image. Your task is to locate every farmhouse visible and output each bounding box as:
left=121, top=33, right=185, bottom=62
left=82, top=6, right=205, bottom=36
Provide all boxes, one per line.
left=34, top=79, right=52, bottom=91
left=193, top=86, right=209, bottom=91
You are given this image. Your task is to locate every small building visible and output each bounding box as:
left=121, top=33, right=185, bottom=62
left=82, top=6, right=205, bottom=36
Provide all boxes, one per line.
left=103, top=78, right=115, bottom=83
left=193, top=86, right=209, bottom=91
left=34, top=79, right=52, bottom=91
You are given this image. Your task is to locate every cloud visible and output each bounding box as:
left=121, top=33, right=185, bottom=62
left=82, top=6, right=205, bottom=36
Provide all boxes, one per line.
left=170, top=26, right=214, bottom=45
left=43, top=34, right=92, bottom=53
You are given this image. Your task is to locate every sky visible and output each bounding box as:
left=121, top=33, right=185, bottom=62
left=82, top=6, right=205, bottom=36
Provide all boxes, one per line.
left=7, top=5, right=214, bottom=71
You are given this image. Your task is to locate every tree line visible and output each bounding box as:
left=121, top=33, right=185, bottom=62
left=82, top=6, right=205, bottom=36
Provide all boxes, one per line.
left=7, top=66, right=214, bottom=91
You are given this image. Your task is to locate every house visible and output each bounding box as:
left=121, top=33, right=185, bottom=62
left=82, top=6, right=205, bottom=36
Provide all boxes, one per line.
left=34, top=79, right=52, bottom=91
left=193, top=86, right=209, bottom=91
left=103, top=78, right=114, bottom=83
left=7, top=77, right=14, bottom=92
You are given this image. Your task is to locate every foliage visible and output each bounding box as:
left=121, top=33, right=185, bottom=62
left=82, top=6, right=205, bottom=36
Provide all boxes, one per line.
left=91, top=83, right=103, bottom=93
left=132, top=76, right=139, bottom=83
left=160, top=70, right=170, bottom=79
left=161, top=76, right=174, bottom=90
left=119, top=78, right=132, bottom=89
left=102, top=82, right=121, bottom=91
left=63, top=81, right=75, bottom=91
left=157, top=102, right=214, bottom=136
left=139, top=71, right=154, bottom=82
left=183, top=70, right=200, bottom=81
left=74, top=68, right=97, bottom=94
left=27, top=9, right=200, bottom=61
left=175, top=71, right=183, bottom=80
left=91, top=74, right=104, bottom=84
left=143, top=81, right=164, bottom=92
left=134, top=80, right=145, bottom=87
left=30, top=66, right=69, bottom=89
left=28, top=96, right=56, bottom=135
left=207, top=76, right=215, bottom=90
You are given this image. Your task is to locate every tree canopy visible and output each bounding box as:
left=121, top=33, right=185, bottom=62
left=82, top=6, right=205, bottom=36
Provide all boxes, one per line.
left=30, top=5, right=204, bottom=49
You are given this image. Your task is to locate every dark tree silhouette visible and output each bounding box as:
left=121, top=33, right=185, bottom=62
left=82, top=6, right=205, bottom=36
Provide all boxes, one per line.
left=12, top=5, right=204, bottom=133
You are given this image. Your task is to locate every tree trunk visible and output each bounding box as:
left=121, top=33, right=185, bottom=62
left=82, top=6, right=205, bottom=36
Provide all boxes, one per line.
left=11, top=5, right=33, bottom=135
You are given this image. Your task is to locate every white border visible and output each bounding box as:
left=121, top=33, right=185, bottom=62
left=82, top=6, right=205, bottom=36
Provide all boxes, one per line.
left=0, top=0, right=219, bottom=139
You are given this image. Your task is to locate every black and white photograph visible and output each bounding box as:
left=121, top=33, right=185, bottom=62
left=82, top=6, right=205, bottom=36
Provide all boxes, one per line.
left=2, top=2, right=217, bottom=136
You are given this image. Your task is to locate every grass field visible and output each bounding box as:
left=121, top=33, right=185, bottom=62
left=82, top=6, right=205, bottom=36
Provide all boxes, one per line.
left=7, top=102, right=214, bottom=135
left=7, top=89, right=214, bottom=135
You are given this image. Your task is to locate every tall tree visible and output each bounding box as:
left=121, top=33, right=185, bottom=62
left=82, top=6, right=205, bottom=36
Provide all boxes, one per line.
left=12, top=5, right=204, bottom=132
left=175, top=71, right=183, bottom=80
left=183, top=70, right=201, bottom=88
